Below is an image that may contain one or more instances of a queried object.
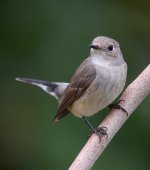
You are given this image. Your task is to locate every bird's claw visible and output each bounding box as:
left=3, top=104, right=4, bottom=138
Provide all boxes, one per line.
left=88, top=126, right=108, bottom=141
left=108, top=100, right=128, bottom=116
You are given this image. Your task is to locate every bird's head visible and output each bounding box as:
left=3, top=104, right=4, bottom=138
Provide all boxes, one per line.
left=89, top=36, right=125, bottom=66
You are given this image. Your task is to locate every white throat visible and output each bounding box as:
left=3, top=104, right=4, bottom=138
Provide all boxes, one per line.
left=90, top=54, right=110, bottom=66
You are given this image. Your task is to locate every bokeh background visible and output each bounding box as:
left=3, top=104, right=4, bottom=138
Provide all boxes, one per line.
left=0, top=0, right=150, bottom=169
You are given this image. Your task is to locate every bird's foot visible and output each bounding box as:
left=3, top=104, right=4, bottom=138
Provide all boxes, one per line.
left=108, top=100, right=128, bottom=116
left=82, top=116, right=108, bottom=141
left=88, top=126, right=108, bottom=141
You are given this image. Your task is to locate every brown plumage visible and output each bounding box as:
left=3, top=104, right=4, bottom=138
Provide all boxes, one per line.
left=53, top=58, right=96, bottom=122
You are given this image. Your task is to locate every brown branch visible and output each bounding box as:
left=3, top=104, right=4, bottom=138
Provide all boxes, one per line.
left=69, top=64, right=150, bottom=170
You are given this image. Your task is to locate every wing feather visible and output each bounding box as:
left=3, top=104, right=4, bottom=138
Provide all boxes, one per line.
left=53, top=58, right=96, bottom=121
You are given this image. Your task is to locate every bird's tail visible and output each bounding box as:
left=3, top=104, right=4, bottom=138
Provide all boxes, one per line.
left=16, top=77, right=68, bottom=101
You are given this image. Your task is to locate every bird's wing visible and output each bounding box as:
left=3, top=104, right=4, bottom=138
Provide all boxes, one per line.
left=53, top=58, right=96, bottom=122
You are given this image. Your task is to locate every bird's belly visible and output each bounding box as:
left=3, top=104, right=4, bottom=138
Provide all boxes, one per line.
left=70, top=88, right=106, bottom=117
left=69, top=64, right=127, bottom=117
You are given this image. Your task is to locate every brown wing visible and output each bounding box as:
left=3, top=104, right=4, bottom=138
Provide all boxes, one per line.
left=53, top=58, right=96, bottom=122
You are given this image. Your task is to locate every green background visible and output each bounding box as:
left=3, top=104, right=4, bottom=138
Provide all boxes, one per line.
left=1, top=0, right=150, bottom=169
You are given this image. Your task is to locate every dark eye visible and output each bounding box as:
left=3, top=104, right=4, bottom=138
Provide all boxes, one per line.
left=108, top=45, right=113, bottom=51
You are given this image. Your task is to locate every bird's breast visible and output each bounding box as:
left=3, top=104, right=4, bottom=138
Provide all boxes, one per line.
left=69, top=63, right=127, bottom=117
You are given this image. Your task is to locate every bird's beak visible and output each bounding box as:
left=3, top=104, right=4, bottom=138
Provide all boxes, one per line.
left=89, top=44, right=101, bottom=50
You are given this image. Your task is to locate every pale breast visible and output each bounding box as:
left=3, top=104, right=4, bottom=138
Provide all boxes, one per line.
left=69, top=63, right=127, bottom=117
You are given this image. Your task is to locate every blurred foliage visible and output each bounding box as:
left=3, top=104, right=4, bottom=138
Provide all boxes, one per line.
left=0, top=0, right=150, bottom=169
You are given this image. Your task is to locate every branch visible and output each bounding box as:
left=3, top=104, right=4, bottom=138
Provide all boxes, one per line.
left=69, top=64, right=150, bottom=170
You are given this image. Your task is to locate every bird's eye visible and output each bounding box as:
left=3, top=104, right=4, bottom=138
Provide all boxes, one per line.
left=107, top=45, right=113, bottom=51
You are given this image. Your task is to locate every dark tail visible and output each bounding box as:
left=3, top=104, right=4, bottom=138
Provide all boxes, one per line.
left=16, top=77, right=68, bottom=101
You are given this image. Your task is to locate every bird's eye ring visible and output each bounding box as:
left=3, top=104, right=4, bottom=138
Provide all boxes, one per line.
left=108, top=45, right=113, bottom=51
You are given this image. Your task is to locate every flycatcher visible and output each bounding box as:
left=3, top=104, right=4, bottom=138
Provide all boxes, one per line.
left=16, top=36, right=127, bottom=135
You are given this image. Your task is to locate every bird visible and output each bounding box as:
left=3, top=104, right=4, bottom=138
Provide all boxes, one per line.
left=16, top=36, right=127, bottom=135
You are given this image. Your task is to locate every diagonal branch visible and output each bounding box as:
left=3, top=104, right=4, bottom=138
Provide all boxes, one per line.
left=69, top=64, right=150, bottom=170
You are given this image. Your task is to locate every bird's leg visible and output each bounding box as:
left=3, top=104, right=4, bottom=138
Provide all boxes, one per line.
left=82, top=116, right=108, bottom=139
left=108, top=100, right=128, bottom=116
left=82, top=116, right=96, bottom=132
